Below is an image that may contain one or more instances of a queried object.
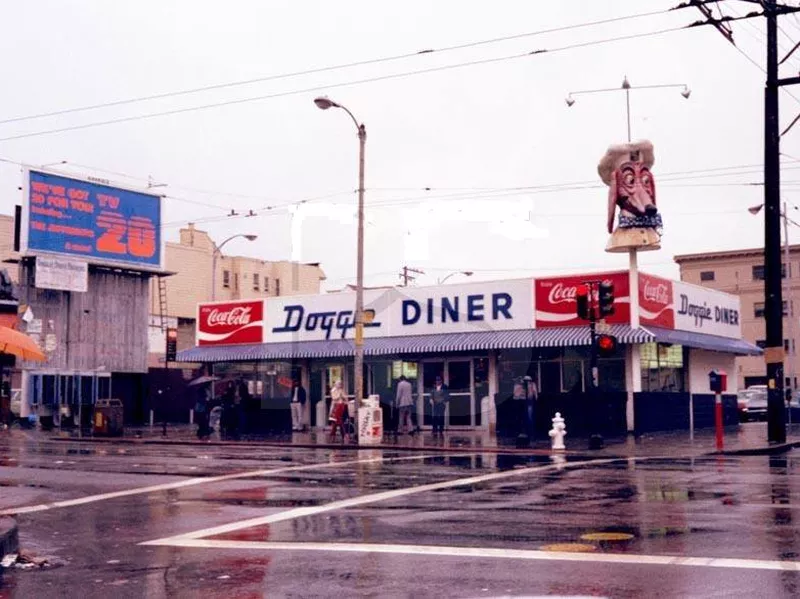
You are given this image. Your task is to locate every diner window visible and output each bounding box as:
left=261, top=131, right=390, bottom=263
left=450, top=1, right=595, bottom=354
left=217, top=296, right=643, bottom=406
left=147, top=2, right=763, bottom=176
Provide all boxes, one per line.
left=222, top=270, right=231, bottom=289
left=562, top=361, right=583, bottom=393
left=700, top=271, right=715, bottom=282
left=540, top=362, right=561, bottom=394
left=253, top=273, right=260, bottom=291
left=640, top=343, right=686, bottom=392
left=598, top=359, right=626, bottom=392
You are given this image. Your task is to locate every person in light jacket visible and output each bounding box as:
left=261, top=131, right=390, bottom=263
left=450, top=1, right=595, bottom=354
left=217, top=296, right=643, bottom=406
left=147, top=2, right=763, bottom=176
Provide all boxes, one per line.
left=396, top=375, right=415, bottom=434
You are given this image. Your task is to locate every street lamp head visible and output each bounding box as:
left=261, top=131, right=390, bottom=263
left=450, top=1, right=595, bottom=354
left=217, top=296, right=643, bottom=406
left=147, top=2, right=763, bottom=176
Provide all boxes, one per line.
left=748, top=204, right=765, bottom=215
left=244, top=234, right=258, bottom=241
left=622, top=76, right=631, bottom=90
left=565, top=95, right=575, bottom=107
left=681, top=86, right=691, bottom=99
left=314, top=96, right=337, bottom=110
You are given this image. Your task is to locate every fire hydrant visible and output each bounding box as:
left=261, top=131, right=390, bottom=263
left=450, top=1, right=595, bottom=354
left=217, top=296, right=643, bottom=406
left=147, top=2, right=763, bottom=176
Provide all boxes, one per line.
left=549, top=412, right=567, bottom=451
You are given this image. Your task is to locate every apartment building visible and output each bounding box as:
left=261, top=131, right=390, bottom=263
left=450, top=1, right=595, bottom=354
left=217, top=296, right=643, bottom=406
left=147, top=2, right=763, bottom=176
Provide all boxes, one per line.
left=674, top=245, right=800, bottom=390
left=148, top=224, right=326, bottom=362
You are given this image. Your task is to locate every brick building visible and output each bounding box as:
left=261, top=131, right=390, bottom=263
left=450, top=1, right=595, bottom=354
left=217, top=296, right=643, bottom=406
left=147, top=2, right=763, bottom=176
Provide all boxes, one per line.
left=674, top=245, right=800, bottom=390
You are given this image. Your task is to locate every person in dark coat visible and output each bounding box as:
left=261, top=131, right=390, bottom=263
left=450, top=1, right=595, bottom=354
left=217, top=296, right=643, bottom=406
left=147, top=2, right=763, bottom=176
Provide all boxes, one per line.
left=194, top=383, right=212, bottom=439
left=220, top=381, right=236, bottom=439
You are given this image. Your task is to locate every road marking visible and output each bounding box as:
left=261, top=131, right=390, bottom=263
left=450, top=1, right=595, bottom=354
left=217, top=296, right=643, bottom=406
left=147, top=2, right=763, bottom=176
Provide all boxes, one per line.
left=142, top=457, right=622, bottom=544
left=141, top=539, right=800, bottom=572
left=0, top=451, right=466, bottom=517
left=580, top=532, right=635, bottom=542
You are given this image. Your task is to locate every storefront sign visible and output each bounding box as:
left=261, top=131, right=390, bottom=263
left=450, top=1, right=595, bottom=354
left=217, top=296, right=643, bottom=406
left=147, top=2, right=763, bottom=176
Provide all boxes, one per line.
left=672, top=281, right=741, bottom=338
left=639, top=273, right=675, bottom=329
left=535, top=271, right=630, bottom=327
left=197, top=300, right=265, bottom=346
left=24, top=170, right=162, bottom=271
left=35, top=256, right=88, bottom=293
left=264, top=279, right=535, bottom=342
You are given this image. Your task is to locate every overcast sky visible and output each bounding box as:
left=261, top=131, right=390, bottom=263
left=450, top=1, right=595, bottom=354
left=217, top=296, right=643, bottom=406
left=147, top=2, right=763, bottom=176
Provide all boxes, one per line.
left=1, top=1, right=799, bottom=292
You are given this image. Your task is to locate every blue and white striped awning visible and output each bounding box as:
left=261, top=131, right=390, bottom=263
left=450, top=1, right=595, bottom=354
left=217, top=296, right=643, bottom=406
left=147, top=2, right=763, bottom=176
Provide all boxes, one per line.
left=175, top=325, right=655, bottom=363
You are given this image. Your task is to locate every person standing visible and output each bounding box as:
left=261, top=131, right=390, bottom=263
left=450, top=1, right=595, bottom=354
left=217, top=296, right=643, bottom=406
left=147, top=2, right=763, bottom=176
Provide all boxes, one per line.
left=523, top=375, right=539, bottom=440
left=329, top=380, right=347, bottom=426
left=396, top=375, right=415, bottom=434
left=194, top=383, right=211, bottom=440
left=291, top=379, right=307, bottom=432
left=430, top=375, right=449, bottom=437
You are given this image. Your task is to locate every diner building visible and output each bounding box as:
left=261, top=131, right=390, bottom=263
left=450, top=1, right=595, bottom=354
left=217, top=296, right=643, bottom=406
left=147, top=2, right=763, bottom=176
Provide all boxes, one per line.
left=176, top=270, right=761, bottom=436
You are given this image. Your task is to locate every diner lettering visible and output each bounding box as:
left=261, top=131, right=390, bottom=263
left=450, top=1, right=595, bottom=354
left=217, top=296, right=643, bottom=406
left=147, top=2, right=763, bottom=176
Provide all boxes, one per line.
left=272, top=304, right=381, bottom=340
left=402, top=292, right=513, bottom=326
left=677, top=293, right=739, bottom=328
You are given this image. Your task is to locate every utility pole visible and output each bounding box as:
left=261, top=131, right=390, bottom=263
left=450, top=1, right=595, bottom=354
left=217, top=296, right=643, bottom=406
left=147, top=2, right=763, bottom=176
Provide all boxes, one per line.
left=399, top=266, right=424, bottom=287
left=697, top=0, right=800, bottom=443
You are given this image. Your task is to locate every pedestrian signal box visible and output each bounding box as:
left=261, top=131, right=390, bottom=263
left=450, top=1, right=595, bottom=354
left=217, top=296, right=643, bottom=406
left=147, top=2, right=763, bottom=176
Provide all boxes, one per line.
left=708, top=370, right=727, bottom=393
left=166, top=328, right=178, bottom=362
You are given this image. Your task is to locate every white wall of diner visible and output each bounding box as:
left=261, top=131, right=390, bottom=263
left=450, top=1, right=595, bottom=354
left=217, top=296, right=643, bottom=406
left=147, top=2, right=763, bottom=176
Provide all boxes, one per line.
left=688, top=349, right=738, bottom=394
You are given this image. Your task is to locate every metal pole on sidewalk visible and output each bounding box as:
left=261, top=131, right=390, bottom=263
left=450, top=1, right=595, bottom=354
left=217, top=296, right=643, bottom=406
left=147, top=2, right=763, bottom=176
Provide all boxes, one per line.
left=715, top=391, right=724, bottom=451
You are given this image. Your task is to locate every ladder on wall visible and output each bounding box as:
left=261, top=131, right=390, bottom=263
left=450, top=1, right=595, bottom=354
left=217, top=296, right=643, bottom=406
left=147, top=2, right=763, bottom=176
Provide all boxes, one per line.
left=157, top=276, right=168, bottom=332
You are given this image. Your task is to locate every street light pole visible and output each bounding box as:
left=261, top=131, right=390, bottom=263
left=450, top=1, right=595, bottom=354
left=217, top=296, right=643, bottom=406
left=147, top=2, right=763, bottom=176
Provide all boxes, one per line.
left=438, top=271, right=474, bottom=285
left=315, top=96, right=367, bottom=434
left=210, top=234, right=258, bottom=301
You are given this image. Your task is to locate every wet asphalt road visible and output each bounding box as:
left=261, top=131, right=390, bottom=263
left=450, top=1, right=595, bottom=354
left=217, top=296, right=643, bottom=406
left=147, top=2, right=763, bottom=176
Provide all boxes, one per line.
left=1, top=432, right=800, bottom=598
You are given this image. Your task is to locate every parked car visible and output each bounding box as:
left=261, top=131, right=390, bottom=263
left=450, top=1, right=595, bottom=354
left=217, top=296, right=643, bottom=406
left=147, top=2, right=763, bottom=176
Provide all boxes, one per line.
left=739, top=386, right=768, bottom=422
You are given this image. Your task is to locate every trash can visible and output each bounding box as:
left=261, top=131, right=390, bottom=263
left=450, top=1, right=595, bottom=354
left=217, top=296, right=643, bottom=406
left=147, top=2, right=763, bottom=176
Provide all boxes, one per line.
left=93, top=399, right=124, bottom=437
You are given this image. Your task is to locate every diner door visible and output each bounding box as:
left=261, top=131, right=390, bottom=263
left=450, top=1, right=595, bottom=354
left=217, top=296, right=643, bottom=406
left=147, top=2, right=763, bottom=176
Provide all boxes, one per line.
left=446, top=360, right=473, bottom=428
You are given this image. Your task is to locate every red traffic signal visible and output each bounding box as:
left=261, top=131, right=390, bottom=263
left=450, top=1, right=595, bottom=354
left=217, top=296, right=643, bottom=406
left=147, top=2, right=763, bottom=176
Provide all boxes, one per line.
left=596, top=333, right=617, bottom=357
left=576, top=284, right=591, bottom=320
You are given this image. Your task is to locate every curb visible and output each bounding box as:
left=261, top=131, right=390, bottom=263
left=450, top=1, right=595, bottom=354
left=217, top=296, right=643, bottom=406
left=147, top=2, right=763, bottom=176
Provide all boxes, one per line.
left=712, top=440, right=800, bottom=456
left=49, top=435, right=627, bottom=458
left=0, top=517, right=19, bottom=568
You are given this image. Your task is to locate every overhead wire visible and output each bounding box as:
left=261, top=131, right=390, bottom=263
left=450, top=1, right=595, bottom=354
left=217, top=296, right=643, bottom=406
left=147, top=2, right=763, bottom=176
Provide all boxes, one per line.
left=0, top=8, right=678, bottom=128
left=0, top=25, right=689, bottom=143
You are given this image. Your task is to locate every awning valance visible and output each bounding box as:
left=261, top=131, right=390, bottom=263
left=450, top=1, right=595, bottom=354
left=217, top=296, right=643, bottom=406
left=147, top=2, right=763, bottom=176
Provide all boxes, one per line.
left=174, top=325, right=654, bottom=363
left=643, top=326, right=763, bottom=356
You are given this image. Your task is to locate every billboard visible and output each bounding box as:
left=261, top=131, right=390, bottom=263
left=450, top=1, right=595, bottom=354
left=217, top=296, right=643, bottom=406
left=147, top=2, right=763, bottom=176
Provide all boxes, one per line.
left=23, top=169, right=162, bottom=270
left=535, top=271, right=630, bottom=327
left=197, top=300, right=265, bottom=346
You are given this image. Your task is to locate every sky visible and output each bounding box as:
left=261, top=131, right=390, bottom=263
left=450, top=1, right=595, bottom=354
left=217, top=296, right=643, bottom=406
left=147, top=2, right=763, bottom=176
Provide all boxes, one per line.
left=1, top=0, right=800, bottom=292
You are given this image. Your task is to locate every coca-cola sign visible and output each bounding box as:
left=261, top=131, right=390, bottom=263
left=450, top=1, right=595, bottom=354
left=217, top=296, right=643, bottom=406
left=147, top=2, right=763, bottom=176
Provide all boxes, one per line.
left=197, top=300, right=265, bottom=346
left=638, top=273, right=675, bottom=329
left=535, top=272, right=630, bottom=327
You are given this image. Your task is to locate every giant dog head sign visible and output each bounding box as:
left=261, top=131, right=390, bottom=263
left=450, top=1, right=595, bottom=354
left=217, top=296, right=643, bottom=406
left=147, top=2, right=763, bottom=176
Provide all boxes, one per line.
left=597, top=140, right=662, bottom=254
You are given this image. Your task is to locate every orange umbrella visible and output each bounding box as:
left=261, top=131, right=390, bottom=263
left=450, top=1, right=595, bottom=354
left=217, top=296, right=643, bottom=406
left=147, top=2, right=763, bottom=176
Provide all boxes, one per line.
left=0, top=326, right=46, bottom=362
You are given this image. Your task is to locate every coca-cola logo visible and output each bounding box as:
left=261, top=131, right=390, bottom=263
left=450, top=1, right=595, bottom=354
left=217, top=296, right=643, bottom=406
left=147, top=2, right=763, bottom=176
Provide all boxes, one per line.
left=547, top=282, right=595, bottom=305
left=643, top=281, right=669, bottom=305
left=206, top=307, right=252, bottom=327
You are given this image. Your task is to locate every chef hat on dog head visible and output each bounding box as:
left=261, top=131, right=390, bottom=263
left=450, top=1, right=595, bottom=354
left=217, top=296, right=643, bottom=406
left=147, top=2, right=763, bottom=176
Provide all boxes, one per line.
left=597, top=140, right=655, bottom=186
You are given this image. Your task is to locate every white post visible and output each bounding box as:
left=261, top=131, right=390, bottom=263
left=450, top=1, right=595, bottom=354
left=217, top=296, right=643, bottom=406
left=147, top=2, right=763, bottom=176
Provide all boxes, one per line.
left=189, top=409, right=194, bottom=425
left=628, top=249, right=640, bottom=329
left=149, top=409, right=154, bottom=429
left=625, top=344, right=642, bottom=432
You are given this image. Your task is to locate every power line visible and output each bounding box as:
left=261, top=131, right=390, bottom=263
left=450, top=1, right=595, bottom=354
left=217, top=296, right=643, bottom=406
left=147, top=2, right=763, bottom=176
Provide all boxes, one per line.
left=0, top=8, right=677, bottom=128
left=0, top=26, right=688, bottom=143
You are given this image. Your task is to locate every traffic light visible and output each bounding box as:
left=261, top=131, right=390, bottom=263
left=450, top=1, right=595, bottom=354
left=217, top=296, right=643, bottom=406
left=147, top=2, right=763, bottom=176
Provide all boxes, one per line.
left=166, top=328, right=178, bottom=362
left=576, top=284, right=591, bottom=320
left=598, top=280, right=615, bottom=317
left=596, top=333, right=618, bottom=357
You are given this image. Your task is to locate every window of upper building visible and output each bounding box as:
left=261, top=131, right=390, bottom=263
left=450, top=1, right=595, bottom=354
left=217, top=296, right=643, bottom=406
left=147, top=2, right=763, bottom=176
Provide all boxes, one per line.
left=253, top=273, right=260, bottom=291
left=275, top=278, right=281, bottom=296
left=700, top=271, right=715, bottom=281
left=752, top=264, right=789, bottom=280
left=222, top=270, right=231, bottom=289
left=754, top=300, right=789, bottom=317
left=264, top=277, right=270, bottom=295
left=234, top=273, right=239, bottom=291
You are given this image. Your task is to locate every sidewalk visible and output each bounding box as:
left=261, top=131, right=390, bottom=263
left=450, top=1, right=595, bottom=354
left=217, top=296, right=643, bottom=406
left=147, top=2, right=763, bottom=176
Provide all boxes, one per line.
left=45, top=422, right=800, bottom=459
